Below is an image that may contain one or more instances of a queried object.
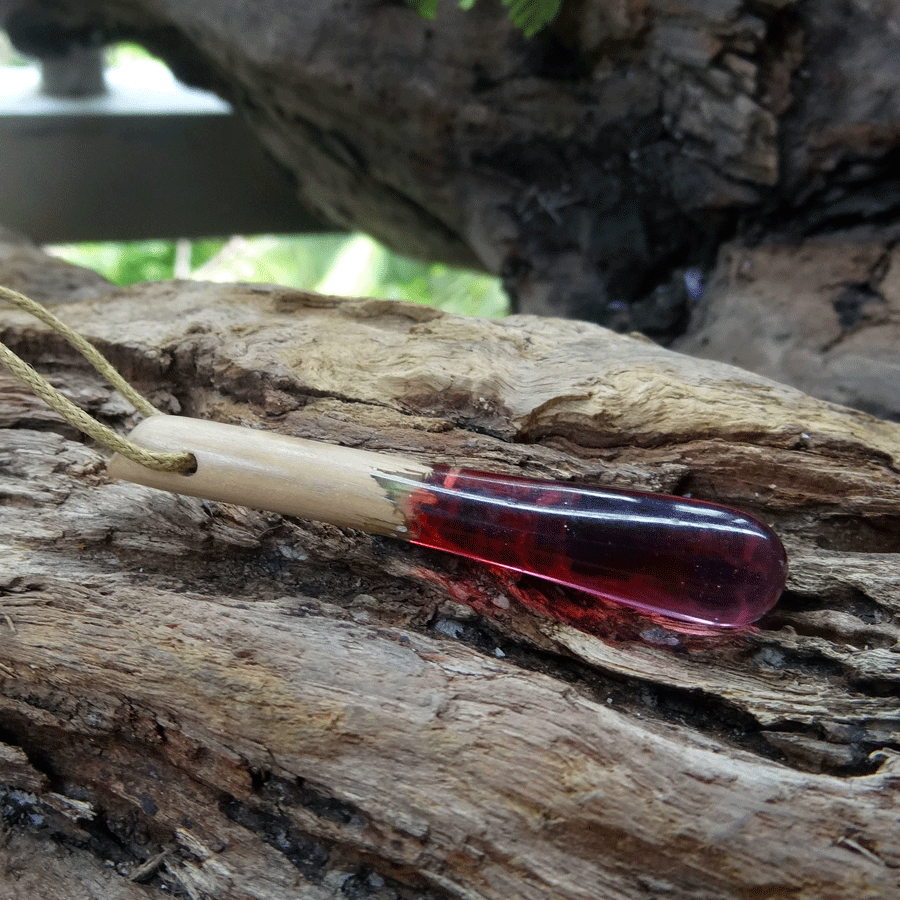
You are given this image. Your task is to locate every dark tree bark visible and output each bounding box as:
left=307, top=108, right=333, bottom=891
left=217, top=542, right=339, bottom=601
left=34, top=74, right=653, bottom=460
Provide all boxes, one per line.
left=673, top=229, right=900, bottom=422
left=1, top=230, right=899, bottom=899
left=4, top=0, right=900, bottom=327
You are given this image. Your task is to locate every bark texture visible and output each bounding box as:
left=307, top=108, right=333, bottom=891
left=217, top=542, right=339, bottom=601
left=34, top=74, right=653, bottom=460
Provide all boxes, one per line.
left=5, top=0, right=900, bottom=331
left=1, top=234, right=899, bottom=899
left=675, top=228, right=900, bottom=422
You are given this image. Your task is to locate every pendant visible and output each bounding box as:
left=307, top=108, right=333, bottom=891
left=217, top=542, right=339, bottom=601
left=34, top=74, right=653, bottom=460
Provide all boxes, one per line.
left=109, top=416, right=787, bottom=629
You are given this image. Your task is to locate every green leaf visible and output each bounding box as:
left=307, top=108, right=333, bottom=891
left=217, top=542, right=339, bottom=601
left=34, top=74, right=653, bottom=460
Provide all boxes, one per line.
left=502, top=0, right=561, bottom=37
left=408, top=0, right=561, bottom=35
left=405, top=0, right=439, bottom=19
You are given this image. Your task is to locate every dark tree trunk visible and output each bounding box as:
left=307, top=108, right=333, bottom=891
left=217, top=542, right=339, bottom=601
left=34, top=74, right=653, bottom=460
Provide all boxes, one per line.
left=1, top=231, right=899, bottom=899
left=4, top=0, right=900, bottom=326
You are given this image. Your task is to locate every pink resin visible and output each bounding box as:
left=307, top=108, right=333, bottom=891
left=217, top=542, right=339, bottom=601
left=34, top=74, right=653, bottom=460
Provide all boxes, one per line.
left=402, top=467, right=787, bottom=628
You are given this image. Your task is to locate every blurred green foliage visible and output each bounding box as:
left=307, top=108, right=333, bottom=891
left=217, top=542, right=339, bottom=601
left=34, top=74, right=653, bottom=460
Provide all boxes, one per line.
left=105, top=42, right=156, bottom=67
left=49, top=234, right=510, bottom=319
left=0, top=31, right=26, bottom=66
left=48, top=239, right=221, bottom=284
left=34, top=40, right=509, bottom=319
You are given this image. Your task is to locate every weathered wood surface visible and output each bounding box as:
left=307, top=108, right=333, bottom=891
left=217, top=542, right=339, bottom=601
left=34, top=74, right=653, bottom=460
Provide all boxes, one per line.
left=1, top=243, right=899, bottom=899
left=675, top=228, right=900, bottom=422
left=5, top=0, right=900, bottom=330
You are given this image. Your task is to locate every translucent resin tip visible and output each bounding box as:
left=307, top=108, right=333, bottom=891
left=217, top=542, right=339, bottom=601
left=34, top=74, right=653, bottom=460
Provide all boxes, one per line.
left=398, top=467, right=787, bottom=629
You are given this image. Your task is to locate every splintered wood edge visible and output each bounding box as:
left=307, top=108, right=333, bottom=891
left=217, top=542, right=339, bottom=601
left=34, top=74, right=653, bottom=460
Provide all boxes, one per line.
left=2, top=285, right=900, bottom=900
left=0, top=584, right=897, bottom=899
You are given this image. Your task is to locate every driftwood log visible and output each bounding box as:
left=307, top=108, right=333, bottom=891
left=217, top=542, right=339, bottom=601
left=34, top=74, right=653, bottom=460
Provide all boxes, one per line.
left=1, top=235, right=899, bottom=899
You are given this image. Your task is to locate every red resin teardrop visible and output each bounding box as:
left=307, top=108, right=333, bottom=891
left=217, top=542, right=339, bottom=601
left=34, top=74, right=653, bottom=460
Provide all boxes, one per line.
left=402, top=467, right=787, bottom=628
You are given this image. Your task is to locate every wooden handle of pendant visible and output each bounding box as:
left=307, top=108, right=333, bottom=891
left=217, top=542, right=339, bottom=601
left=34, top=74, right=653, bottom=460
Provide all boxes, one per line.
left=107, top=416, right=431, bottom=536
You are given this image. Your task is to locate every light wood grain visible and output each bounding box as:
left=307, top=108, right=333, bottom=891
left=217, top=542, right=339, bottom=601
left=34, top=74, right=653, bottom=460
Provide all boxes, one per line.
left=109, top=415, right=430, bottom=535
left=2, top=271, right=899, bottom=899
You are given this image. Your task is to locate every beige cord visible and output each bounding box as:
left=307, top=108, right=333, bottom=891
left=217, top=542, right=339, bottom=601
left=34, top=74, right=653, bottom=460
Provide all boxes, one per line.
left=0, top=285, right=195, bottom=473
